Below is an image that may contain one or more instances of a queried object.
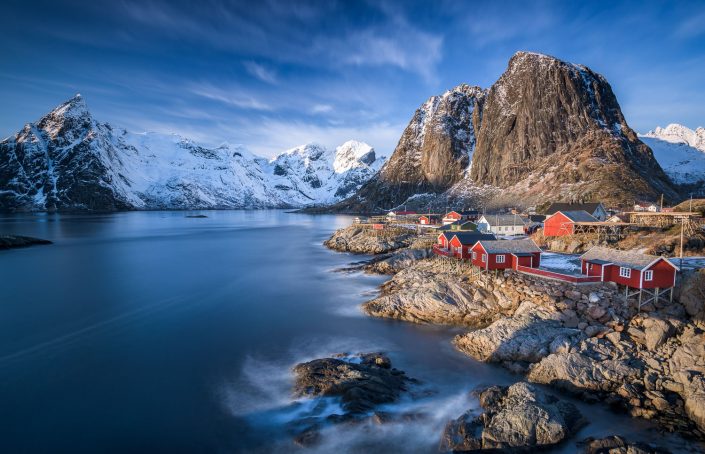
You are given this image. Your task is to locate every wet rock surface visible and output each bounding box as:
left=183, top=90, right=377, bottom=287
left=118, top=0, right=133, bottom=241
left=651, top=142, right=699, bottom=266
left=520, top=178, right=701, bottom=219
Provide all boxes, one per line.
left=324, top=225, right=414, bottom=254
left=290, top=352, right=417, bottom=446
left=577, top=435, right=671, bottom=454
left=440, top=382, right=585, bottom=452
left=0, top=234, right=52, bottom=250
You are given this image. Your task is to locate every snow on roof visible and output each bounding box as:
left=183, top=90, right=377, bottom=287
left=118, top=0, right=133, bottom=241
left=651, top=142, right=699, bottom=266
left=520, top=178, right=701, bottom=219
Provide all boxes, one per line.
left=557, top=210, right=599, bottom=222
left=581, top=246, right=675, bottom=270
left=476, top=239, right=541, bottom=254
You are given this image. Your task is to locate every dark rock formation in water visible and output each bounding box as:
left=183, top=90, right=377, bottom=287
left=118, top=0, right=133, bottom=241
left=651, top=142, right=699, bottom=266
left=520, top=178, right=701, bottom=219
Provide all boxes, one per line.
left=440, top=382, right=585, bottom=452
left=0, top=235, right=52, bottom=250
left=290, top=352, right=417, bottom=447
left=292, top=352, right=411, bottom=414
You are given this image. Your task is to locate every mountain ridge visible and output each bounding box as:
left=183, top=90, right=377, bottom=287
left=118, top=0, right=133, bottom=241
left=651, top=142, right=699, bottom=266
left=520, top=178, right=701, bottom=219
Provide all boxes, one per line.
left=0, top=95, right=385, bottom=211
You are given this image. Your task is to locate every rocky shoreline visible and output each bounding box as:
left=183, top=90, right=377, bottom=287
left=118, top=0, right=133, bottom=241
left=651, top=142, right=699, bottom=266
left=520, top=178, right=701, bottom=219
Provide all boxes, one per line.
left=0, top=234, right=52, bottom=250
left=322, top=225, right=705, bottom=450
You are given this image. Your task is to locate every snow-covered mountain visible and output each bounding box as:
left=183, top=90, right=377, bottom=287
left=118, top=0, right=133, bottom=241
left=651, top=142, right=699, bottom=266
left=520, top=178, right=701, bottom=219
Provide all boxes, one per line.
left=0, top=95, right=385, bottom=211
left=640, top=124, right=705, bottom=184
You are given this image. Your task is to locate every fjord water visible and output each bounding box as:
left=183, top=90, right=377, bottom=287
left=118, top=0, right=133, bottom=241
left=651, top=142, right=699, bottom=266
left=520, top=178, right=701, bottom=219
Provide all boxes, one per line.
left=0, top=211, right=696, bottom=453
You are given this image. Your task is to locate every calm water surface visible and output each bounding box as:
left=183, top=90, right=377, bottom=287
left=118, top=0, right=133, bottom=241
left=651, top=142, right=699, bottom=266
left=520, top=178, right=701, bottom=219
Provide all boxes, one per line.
left=0, top=211, right=700, bottom=453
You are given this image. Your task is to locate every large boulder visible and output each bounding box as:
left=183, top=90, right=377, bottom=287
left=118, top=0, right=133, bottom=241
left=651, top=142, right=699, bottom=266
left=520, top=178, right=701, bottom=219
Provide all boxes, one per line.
left=440, top=382, right=585, bottom=451
left=453, top=303, right=582, bottom=369
left=577, top=435, right=670, bottom=454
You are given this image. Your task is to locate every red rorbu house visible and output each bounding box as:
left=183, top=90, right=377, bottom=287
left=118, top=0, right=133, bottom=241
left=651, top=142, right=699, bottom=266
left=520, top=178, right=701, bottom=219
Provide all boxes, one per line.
left=543, top=210, right=598, bottom=237
left=434, top=232, right=495, bottom=258
left=580, top=246, right=678, bottom=290
left=470, top=239, right=542, bottom=271
left=447, top=232, right=497, bottom=259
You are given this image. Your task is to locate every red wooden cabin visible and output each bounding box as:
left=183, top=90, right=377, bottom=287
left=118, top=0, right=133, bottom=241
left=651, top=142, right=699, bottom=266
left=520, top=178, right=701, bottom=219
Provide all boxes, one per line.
left=419, top=215, right=441, bottom=225
left=580, top=246, right=678, bottom=289
left=470, top=239, right=542, bottom=271
left=447, top=232, right=497, bottom=259
left=544, top=210, right=598, bottom=237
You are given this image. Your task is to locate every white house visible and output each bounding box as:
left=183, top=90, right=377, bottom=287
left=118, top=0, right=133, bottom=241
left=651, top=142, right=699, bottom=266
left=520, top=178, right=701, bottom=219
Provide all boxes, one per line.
left=477, top=214, right=529, bottom=235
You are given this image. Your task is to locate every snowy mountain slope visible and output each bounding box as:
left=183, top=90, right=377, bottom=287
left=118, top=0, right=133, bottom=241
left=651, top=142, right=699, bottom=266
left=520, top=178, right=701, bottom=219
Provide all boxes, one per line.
left=0, top=95, right=384, bottom=211
left=640, top=124, right=705, bottom=184
left=265, top=141, right=383, bottom=205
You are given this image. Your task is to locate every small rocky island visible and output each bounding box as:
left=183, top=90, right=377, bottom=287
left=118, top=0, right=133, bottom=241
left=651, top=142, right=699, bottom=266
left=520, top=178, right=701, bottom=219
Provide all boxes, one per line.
left=0, top=234, right=52, bottom=250
left=323, top=221, right=705, bottom=451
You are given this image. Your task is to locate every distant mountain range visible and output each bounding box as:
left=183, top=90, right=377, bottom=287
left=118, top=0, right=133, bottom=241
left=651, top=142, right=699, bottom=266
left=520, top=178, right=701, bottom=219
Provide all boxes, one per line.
left=0, top=95, right=384, bottom=211
left=1, top=52, right=703, bottom=213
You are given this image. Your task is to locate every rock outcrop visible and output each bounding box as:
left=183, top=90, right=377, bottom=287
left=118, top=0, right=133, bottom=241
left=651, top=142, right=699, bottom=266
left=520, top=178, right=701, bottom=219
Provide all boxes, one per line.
left=577, top=435, right=670, bottom=454
left=0, top=234, right=52, bottom=250
left=324, top=225, right=414, bottom=254
left=440, top=382, right=585, bottom=452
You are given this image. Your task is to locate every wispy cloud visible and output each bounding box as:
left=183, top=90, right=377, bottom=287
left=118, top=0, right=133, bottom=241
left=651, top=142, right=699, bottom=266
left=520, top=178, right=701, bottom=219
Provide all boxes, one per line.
left=243, top=61, right=278, bottom=84
left=188, top=83, right=272, bottom=111
left=673, top=11, right=705, bottom=39
left=311, top=104, right=333, bottom=114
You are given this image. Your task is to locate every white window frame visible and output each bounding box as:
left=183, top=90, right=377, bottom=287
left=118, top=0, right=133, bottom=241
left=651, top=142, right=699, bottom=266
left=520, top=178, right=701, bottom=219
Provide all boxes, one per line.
left=482, top=254, right=487, bottom=262
left=472, top=251, right=477, bottom=260
left=619, top=267, right=631, bottom=278
left=644, top=270, right=653, bottom=281
left=496, top=254, right=506, bottom=264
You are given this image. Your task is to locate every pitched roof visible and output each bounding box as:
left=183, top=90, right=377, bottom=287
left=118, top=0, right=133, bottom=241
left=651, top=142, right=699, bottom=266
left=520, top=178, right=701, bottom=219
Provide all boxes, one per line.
left=445, top=210, right=479, bottom=216
left=475, top=239, right=541, bottom=254
left=580, top=246, right=676, bottom=270
left=450, top=232, right=497, bottom=245
left=481, top=214, right=529, bottom=226
left=555, top=210, right=599, bottom=223
left=438, top=221, right=459, bottom=231
left=545, top=202, right=604, bottom=215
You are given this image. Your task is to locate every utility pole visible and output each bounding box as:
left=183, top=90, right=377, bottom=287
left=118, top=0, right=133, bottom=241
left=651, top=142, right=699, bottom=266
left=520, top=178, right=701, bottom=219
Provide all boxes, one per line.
left=690, top=193, right=693, bottom=212
left=660, top=194, right=664, bottom=212
left=680, top=218, right=685, bottom=270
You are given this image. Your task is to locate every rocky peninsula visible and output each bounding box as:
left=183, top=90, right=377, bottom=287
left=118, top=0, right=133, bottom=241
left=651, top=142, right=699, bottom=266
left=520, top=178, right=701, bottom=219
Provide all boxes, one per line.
left=0, top=234, right=52, bottom=250
left=324, top=224, right=705, bottom=448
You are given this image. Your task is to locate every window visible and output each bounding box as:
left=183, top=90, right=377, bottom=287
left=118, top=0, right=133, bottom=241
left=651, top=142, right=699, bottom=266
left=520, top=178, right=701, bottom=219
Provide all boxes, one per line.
left=482, top=254, right=487, bottom=262
left=619, top=267, right=631, bottom=278
left=496, top=254, right=506, bottom=263
left=644, top=270, right=653, bottom=281
left=472, top=251, right=477, bottom=260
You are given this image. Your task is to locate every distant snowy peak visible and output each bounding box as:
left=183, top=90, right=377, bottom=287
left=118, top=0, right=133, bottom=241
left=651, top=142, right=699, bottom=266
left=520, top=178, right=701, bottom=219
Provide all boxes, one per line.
left=333, top=140, right=377, bottom=173
left=643, top=124, right=705, bottom=151
left=639, top=124, right=705, bottom=185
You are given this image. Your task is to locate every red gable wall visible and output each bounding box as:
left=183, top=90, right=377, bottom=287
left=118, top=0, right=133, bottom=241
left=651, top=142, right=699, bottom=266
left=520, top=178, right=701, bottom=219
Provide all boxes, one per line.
left=544, top=212, right=574, bottom=237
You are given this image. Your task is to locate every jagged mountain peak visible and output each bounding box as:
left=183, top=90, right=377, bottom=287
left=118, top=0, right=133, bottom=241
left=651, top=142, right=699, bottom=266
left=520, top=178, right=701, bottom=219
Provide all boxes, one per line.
left=333, top=140, right=376, bottom=173
left=643, top=124, right=705, bottom=151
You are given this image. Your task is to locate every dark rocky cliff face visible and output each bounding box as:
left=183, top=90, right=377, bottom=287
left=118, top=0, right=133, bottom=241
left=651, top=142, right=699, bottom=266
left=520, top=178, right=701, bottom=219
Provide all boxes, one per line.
left=332, top=51, right=678, bottom=213
left=331, top=84, right=484, bottom=212
left=469, top=51, right=676, bottom=206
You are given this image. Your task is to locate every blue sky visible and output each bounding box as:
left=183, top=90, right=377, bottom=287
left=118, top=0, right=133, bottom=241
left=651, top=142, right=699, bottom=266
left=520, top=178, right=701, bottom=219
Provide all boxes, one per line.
left=1, top=0, right=704, bottom=157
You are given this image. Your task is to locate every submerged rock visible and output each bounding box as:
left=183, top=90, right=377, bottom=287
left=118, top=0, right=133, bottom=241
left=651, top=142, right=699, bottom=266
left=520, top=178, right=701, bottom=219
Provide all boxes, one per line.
left=577, top=435, right=671, bottom=454
left=440, top=382, right=585, bottom=452
left=324, top=225, right=414, bottom=254
left=0, top=235, right=52, bottom=250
